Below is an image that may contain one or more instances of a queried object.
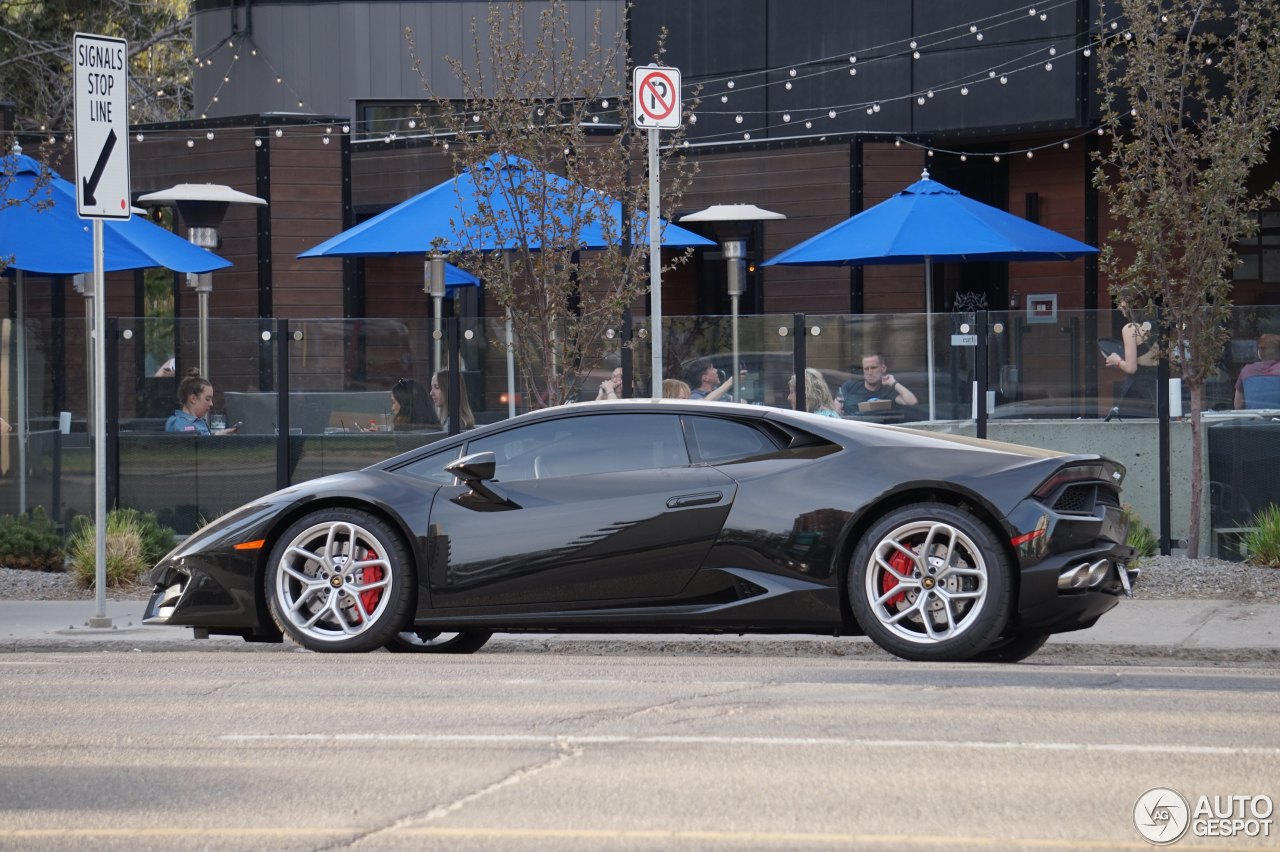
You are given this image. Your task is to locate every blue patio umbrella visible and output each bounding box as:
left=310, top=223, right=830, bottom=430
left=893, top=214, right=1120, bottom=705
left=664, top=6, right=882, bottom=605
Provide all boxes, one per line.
left=0, top=153, right=231, bottom=275
left=1, top=150, right=232, bottom=515
left=764, top=170, right=1098, bottom=418
left=298, top=153, right=713, bottom=258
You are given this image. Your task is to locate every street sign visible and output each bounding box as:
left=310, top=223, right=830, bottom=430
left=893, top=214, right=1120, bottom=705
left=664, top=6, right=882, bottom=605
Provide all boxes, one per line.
left=633, top=65, right=682, bottom=130
left=73, top=32, right=130, bottom=220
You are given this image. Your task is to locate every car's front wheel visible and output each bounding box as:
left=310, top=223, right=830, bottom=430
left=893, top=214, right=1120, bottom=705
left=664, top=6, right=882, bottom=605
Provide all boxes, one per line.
left=384, top=630, right=493, bottom=654
left=850, top=503, right=1013, bottom=662
left=266, top=508, right=415, bottom=653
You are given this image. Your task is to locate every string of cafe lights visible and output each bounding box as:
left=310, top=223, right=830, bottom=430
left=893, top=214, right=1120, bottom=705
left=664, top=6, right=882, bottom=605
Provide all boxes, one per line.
left=3, top=0, right=1133, bottom=167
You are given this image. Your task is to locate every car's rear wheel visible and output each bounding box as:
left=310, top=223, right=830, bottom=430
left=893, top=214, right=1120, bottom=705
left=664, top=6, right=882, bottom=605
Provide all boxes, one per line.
left=266, top=508, right=415, bottom=653
left=384, top=630, right=493, bottom=654
left=968, top=632, right=1051, bottom=664
left=850, top=503, right=1013, bottom=662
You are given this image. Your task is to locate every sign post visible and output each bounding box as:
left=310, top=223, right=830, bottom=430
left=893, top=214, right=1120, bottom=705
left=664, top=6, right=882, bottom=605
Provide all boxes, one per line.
left=73, top=32, right=129, bottom=628
left=633, top=65, right=681, bottom=398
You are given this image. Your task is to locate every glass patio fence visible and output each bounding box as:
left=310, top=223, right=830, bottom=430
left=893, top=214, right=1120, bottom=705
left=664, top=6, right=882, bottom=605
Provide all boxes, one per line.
left=3, top=307, right=1280, bottom=549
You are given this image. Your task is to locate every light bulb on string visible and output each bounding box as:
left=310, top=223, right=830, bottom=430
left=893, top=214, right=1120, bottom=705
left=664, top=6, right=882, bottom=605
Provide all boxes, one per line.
left=789, top=68, right=796, bottom=77
left=866, top=107, right=874, bottom=115
left=872, top=103, right=880, bottom=113
left=1045, top=62, right=1053, bottom=71
left=970, top=24, right=978, bottom=32
left=994, top=154, right=1001, bottom=162
left=785, top=81, right=792, bottom=90
left=913, top=50, right=920, bottom=59
left=254, top=138, right=262, bottom=147
left=472, top=114, right=480, bottom=123
left=743, top=132, right=751, bottom=140
left=829, top=109, right=837, bottom=118
left=720, top=95, right=728, bottom=103
left=727, top=80, right=735, bottom=89
left=961, top=86, right=969, bottom=95
left=960, top=154, right=967, bottom=161
left=276, top=77, right=282, bottom=84
left=910, top=40, right=918, bottom=49
left=1062, top=141, right=1070, bottom=149
left=1049, top=47, right=1057, bottom=56
left=1083, top=48, right=1091, bottom=57
left=1027, top=150, right=1034, bottom=158
left=601, top=99, right=609, bottom=108
left=689, top=114, right=697, bottom=124
left=917, top=96, right=926, bottom=105
left=213, top=96, right=219, bottom=103
left=927, top=90, right=934, bottom=98
left=408, top=120, right=417, bottom=129
left=783, top=113, right=791, bottom=122
left=342, top=124, right=350, bottom=133
left=135, top=133, right=144, bottom=142
left=275, top=128, right=283, bottom=137
left=323, top=137, right=330, bottom=145
left=1000, top=75, right=1009, bottom=84
left=1028, top=7, right=1036, bottom=14
left=735, top=114, right=743, bottom=124
left=849, top=55, right=856, bottom=63
left=976, top=32, right=984, bottom=41
left=186, top=138, right=194, bottom=148
left=849, top=67, right=856, bottom=75
left=297, top=101, right=303, bottom=108
left=989, top=70, right=997, bottom=78
left=1040, top=13, right=1047, bottom=20
left=206, top=131, right=214, bottom=140
left=895, top=139, right=901, bottom=146
left=805, top=121, right=812, bottom=128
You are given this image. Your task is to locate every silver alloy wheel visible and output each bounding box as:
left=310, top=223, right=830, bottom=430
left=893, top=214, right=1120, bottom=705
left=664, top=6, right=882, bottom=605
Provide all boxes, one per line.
left=273, top=519, right=394, bottom=643
left=864, top=519, right=989, bottom=645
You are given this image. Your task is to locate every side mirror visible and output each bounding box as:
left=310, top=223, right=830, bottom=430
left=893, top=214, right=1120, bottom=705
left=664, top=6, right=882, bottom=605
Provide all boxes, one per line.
left=445, top=451, right=496, bottom=483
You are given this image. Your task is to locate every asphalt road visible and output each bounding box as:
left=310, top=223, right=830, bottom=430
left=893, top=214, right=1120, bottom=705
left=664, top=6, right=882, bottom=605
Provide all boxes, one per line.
left=1, top=651, right=1278, bottom=851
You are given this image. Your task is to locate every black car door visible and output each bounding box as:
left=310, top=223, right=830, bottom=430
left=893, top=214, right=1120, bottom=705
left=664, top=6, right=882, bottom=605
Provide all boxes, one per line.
left=425, top=412, right=737, bottom=608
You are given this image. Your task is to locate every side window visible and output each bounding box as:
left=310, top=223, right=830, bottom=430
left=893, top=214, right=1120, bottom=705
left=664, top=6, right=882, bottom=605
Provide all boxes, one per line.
left=394, top=444, right=463, bottom=484
left=685, top=415, right=779, bottom=463
left=467, top=413, right=689, bottom=481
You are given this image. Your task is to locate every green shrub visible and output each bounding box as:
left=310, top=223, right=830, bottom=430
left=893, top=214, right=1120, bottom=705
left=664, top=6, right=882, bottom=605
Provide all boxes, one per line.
left=1243, top=504, right=1280, bottom=568
left=66, top=508, right=176, bottom=588
left=0, top=507, right=65, bottom=572
left=1123, top=504, right=1157, bottom=562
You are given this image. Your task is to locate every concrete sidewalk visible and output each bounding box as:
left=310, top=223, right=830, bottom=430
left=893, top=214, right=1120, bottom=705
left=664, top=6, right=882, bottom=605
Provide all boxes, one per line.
left=1, top=598, right=1278, bottom=657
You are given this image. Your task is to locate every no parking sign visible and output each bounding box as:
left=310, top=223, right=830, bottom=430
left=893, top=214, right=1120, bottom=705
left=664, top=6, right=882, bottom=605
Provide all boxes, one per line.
left=633, top=65, right=681, bottom=130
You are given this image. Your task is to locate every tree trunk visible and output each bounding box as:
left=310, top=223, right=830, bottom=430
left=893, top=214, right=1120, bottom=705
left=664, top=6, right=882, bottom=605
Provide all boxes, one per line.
left=1187, top=382, right=1204, bottom=558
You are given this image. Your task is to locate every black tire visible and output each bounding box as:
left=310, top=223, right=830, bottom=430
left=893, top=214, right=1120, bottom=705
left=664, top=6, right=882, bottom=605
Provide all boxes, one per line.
left=384, top=630, right=493, bottom=654
left=968, top=632, right=1051, bottom=664
left=265, top=508, right=416, bottom=653
left=849, top=502, right=1013, bottom=662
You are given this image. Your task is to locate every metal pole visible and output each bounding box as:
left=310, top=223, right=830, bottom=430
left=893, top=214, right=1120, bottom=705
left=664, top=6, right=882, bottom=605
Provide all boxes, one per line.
left=15, top=271, right=27, bottom=513
left=90, top=219, right=110, bottom=628
left=648, top=127, right=663, bottom=398
left=506, top=309, right=516, bottom=419
left=925, top=257, right=937, bottom=421
left=196, top=275, right=211, bottom=379
left=724, top=240, right=746, bottom=404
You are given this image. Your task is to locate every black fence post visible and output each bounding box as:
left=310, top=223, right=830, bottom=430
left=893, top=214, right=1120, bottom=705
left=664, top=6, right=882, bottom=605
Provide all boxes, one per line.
left=621, top=309, right=633, bottom=399
left=1158, top=348, right=1172, bottom=555
left=448, top=318, right=461, bottom=437
left=105, top=316, right=120, bottom=510
left=275, top=318, right=290, bottom=490
left=976, top=311, right=989, bottom=440
left=793, top=313, right=807, bottom=414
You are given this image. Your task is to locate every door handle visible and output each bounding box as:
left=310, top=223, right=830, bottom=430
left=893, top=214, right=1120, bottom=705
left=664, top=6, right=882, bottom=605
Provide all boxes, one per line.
left=666, top=491, right=723, bottom=509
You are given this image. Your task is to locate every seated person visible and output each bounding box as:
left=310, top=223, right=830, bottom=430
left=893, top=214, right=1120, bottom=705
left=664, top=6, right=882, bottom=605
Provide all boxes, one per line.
left=165, top=370, right=238, bottom=435
left=687, top=359, right=739, bottom=401
left=430, top=369, right=476, bottom=430
left=788, top=369, right=840, bottom=417
left=390, top=378, right=437, bottom=430
left=839, top=352, right=917, bottom=414
left=663, top=378, right=692, bottom=399
left=596, top=367, right=626, bottom=400
left=1235, top=333, right=1280, bottom=409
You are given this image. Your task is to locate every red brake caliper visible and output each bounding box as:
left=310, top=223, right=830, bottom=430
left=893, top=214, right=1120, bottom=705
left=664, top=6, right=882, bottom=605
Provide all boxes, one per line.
left=881, top=547, right=914, bottom=608
left=358, top=549, right=383, bottom=619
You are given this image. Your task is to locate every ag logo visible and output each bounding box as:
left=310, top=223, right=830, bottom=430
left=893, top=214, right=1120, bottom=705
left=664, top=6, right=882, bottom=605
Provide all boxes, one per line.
left=1134, top=787, right=1191, bottom=844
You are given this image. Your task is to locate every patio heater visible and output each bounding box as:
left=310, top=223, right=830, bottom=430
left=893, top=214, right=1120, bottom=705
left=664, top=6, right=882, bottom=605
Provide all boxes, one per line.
left=137, top=184, right=267, bottom=379
left=425, top=253, right=446, bottom=372
left=679, top=205, right=785, bottom=400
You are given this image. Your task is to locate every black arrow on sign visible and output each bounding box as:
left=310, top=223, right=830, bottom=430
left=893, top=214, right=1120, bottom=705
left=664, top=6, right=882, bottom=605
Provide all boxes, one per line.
left=82, top=128, right=117, bottom=207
